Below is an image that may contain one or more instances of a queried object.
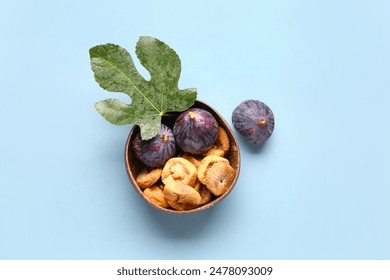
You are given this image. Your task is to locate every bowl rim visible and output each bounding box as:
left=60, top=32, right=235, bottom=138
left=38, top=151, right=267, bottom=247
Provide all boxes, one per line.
left=124, top=99, right=241, bottom=214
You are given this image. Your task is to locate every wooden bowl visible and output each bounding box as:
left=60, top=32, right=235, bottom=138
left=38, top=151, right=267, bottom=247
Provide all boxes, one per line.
left=125, top=100, right=240, bottom=214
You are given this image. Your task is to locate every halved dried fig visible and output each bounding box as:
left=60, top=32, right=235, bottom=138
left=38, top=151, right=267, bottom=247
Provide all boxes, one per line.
left=163, top=181, right=201, bottom=211
left=204, top=161, right=235, bottom=196
left=161, top=157, right=197, bottom=186
left=136, top=167, right=163, bottom=190
left=197, top=155, right=229, bottom=185
left=143, top=185, right=169, bottom=208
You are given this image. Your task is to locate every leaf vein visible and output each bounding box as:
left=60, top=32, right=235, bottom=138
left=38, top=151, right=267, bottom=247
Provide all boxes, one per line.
left=99, top=54, right=161, bottom=114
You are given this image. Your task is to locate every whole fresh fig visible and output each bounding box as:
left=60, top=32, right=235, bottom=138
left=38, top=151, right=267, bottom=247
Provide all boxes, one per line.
left=133, top=124, right=176, bottom=167
left=173, top=108, right=219, bottom=154
left=232, top=100, right=274, bottom=145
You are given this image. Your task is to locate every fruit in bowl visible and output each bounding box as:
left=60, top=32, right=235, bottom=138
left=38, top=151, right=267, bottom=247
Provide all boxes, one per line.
left=90, top=36, right=240, bottom=213
left=126, top=100, right=240, bottom=213
left=132, top=124, right=176, bottom=168
left=173, top=107, right=219, bottom=155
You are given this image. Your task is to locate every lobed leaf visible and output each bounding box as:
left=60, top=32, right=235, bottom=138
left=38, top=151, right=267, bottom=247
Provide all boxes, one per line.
left=90, top=36, right=197, bottom=140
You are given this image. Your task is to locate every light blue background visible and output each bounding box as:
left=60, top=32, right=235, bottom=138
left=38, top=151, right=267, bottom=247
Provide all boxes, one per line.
left=1, top=0, right=389, bottom=260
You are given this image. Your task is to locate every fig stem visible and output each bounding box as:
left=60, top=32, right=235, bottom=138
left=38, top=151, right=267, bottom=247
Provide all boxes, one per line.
left=258, top=118, right=267, bottom=127
left=189, top=111, right=196, bottom=119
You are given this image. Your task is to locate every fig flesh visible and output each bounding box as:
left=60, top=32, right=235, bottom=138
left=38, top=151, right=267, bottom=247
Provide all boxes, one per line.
left=133, top=124, right=176, bottom=167
left=232, top=100, right=274, bottom=145
left=173, top=108, right=219, bottom=154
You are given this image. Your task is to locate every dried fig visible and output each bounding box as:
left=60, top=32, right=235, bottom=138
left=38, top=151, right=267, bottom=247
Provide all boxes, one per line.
left=204, top=161, right=235, bottom=196
left=163, top=181, right=201, bottom=211
left=173, top=108, right=219, bottom=154
left=232, top=99, right=274, bottom=145
left=161, top=157, right=197, bottom=186
left=214, top=127, right=230, bottom=153
left=143, top=185, right=169, bottom=208
left=133, top=124, right=176, bottom=167
left=193, top=180, right=212, bottom=206
left=204, top=127, right=230, bottom=155
left=197, top=155, right=229, bottom=185
left=136, top=167, right=162, bottom=190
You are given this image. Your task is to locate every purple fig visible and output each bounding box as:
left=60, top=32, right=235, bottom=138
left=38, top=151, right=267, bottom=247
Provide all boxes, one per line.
left=133, top=124, right=176, bottom=167
left=232, top=100, right=274, bottom=145
left=173, top=108, right=219, bottom=154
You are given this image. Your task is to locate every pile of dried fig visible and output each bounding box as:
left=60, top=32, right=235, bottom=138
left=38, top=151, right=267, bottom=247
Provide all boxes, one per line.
left=133, top=108, right=236, bottom=211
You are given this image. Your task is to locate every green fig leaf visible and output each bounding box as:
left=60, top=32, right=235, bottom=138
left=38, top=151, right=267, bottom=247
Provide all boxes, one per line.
left=90, top=36, right=197, bottom=140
